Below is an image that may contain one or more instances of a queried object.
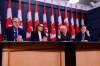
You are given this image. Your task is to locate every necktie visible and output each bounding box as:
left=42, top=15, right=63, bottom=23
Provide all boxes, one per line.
left=14, top=29, right=17, bottom=41
left=82, top=33, right=85, bottom=41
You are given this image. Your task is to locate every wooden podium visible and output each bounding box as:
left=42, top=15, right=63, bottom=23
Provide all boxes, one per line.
left=0, top=42, right=100, bottom=66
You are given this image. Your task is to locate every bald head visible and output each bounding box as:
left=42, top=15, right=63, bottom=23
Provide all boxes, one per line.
left=60, top=25, right=67, bottom=33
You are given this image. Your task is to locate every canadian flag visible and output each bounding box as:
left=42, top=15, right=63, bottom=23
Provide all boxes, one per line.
left=26, top=0, right=33, bottom=39
left=5, top=0, right=12, bottom=28
left=34, top=1, right=39, bottom=31
left=18, top=0, right=23, bottom=28
left=81, top=10, right=85, bottom=26
left=50, top=4, right=56, bottom=41
left=76, top=7, right=80, bottom=33
left=43, top=3, right=48, bottom=36
left=58, top=6, right=62, bottom=33
left=70, top=8, right=75, bottom=39
left=64, top=7, right=69, bottom=32
left=0, top=16, right=2, bottom=41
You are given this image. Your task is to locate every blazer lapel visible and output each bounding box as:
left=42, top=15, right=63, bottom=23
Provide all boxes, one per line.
left=18, top=28, right=20, bottom=35
left=36, top=31, right=39, bottom=39
left=11, top=27, right=14, bottom=40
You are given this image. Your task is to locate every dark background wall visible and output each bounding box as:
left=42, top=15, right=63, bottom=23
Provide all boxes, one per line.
left=85, top=7, right=100, bottom=41
left=0, top=0, right=87, bottom=40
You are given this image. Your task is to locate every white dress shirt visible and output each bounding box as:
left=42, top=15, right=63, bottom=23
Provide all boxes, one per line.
left=38, top=31, right=42, bottom=41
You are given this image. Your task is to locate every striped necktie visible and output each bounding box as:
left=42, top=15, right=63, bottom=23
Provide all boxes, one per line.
left=14, top=29, right=18, bottom=41
left=82, top=33, right=85, bottom=41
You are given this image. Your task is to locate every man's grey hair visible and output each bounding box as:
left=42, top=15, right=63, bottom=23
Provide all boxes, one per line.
left=60, top=25, right=67, bottom=30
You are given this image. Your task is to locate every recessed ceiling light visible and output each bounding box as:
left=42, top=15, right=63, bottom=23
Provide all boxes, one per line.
left=69, top=0, right=79, bottom=4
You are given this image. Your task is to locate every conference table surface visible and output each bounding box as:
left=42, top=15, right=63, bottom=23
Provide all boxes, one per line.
left=0, top=41, right=100, bottom=51
left=0, top=41, right=100, bottom=66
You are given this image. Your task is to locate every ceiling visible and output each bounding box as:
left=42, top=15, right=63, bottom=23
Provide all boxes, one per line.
left=59, top=0, right=100, bottom=10
left=12, top=0, right=100, bottom=10
left=79, top=0, right=100, bottom=5
left=59, top=0, right=100, bottom=5
left=13, top=0, right=100, bottom=6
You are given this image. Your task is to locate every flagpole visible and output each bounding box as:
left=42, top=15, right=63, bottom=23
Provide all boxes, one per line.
left=55, top=0, right=63, bottom=66
left=43, top=0, right=49, bottom=37
left=75, top=5, right=80, bottom=33
left=76, top=5, right=77, bottom=33
left=6, top=0, right=12, bottom=29
left=57, top=0, right=62, bottom=35
left=34, top=0, right=39, bottom=31
left=81, top=6, right=85, bottom=26
left=64, top=2, right=70, bottom=32
left=18, top=0, right=23, bottom=28
left=70, top=4, right=75, bottom=39
left=50, top=0, right=56, bottom=41
left=26, top=0, right=33, bottom=40
left=6, top=0, right=12, bottom=66
left=65, top=1, right=67, bottom=8
left=0, top=16, right=2, bottom=41
left=51, top=0, right=53, bottom=5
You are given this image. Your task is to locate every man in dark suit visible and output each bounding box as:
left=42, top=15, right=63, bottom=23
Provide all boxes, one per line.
left=57, top=25, right=71, bottom=41
left=75, top=26, right=90, bottom=42
left=30, top=23, right=47, bottom=41
left=5, top=18, right=26, bottom=41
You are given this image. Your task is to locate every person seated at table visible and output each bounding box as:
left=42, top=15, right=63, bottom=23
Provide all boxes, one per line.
left=57, top=25, right=71, bottom=41
left=30, top=23, right=47, bottom=41
left=75, top=26, right=90, bottom=42
left=5, top=17, right=26, bottom=41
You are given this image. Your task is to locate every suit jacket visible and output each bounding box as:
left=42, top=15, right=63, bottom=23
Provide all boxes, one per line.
left=75, top=32, right=90, bottom=41
left=30, top=31, right=46, bottom=41
left=57, top=32, right=71, bottom=41
left=5, top=26, right=26, bottom=41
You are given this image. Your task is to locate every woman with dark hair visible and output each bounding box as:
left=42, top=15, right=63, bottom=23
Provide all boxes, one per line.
left=30, top=23, right=47, bottom=41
